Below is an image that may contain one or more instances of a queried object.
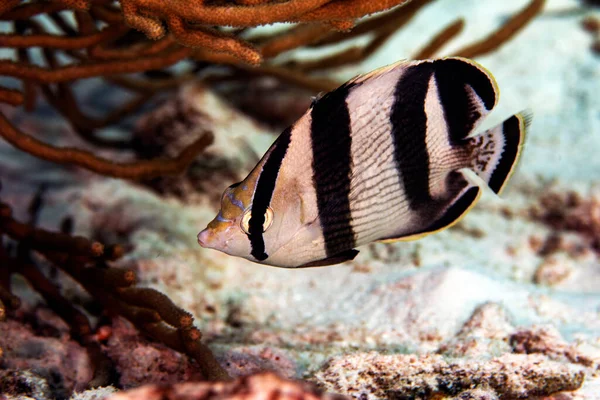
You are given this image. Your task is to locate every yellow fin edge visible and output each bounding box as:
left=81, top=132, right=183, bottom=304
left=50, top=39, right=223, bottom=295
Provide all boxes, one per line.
left=494, top=111, right=531, bottom=196
left=377, top=186, right=483, bottom=243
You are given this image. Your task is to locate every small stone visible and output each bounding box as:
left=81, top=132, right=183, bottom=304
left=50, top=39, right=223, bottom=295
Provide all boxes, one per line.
left=534, top=254, right=573, bottom=286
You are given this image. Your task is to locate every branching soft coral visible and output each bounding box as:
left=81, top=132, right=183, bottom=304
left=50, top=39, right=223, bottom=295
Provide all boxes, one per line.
left=0, top=0, right=546, bottom=179
left=0, top=182, right=230, bottom=386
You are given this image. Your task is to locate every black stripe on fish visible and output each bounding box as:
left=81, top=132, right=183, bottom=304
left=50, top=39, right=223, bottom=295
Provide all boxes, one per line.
left=390, top=63, right=434, bottom=210
left=378, top=171, right=479, bottom=242
left=488, top=115, right=520, bottom=193
left=249, top=127, right=292, bottom=261
left=433, top=58, right=497, bottom=144
left=311, top=82, right=357, bottom=257
left=420, top=186, right=480, bottom=234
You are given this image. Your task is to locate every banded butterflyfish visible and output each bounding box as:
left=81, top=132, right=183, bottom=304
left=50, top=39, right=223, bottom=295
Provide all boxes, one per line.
left=198, top=57, right=531, bottom=268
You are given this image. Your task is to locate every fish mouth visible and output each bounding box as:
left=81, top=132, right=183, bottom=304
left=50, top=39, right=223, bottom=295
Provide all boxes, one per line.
left=197, top=229, right=211, bottom=248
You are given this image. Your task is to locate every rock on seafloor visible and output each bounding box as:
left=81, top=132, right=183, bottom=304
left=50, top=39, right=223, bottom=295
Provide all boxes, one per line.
left=104, top=373, right=346, bottom=400
left=0, top=0, right=599, bottom=399
left=0, top=319, right=93, bottom=399
left=315, top=353, right=585, bottom=399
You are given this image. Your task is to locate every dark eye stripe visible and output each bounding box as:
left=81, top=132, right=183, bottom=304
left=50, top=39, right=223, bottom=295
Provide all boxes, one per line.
left=248, top=127, right=291, bottom=261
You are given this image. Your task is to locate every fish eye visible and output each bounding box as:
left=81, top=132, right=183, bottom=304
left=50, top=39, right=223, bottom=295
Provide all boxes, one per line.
left=241, top=207, right=274, bottom=235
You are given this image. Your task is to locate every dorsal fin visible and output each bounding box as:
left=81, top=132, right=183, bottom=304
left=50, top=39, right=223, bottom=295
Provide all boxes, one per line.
left=347, top=59, right=415, bottom=85
left=431, top=57, right=500, bottom=143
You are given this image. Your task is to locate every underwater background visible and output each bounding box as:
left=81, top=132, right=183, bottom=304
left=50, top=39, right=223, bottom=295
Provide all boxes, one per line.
left=0, top=0, right=599, bottom=398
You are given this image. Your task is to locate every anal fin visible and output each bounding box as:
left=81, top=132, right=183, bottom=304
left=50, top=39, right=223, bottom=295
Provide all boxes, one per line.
left=378, top=184, right=482, bottom=243
left=297, top=249, right=359, bottom=268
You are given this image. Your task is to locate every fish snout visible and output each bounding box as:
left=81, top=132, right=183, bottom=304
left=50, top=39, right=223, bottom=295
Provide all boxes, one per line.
left=197, top=229, right=213, bottom=248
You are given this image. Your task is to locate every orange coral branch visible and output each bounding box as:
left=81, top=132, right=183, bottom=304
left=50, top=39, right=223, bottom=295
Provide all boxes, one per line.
left=0, top=112, right=214, bottom=179
left=125, top=0, right=334, bottom=27
left=308, top=0, right=433, bottom=47
left=167, top=16, right=261, bottom=65
left=294, top=0, right=412, bottom=22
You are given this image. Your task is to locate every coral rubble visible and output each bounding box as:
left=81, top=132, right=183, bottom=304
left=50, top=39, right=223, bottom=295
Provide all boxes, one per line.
left=314, top=353, right=585, bottom=399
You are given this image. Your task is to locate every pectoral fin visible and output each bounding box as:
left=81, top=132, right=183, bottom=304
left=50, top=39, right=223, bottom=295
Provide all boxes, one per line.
left=297, top=249, right=359, bottom=268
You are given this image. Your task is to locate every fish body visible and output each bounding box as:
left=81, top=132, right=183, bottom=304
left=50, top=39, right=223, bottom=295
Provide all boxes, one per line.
left=198, top=57, right=531, bottom=268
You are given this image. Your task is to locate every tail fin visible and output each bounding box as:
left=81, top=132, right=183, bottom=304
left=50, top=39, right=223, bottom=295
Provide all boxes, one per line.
left=464, top=110, right=532, bottom=195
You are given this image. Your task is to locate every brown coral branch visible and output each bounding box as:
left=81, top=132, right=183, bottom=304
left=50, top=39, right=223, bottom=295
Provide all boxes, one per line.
left=0, top=88, right=24, bottom=106
left=63, top=259, right=229, bottom=381
left=74, top=9, right=97, bottom=36
left=259, top=23, right=333, bottom=58
left=106, top=74, right=192, bottom=93
left=16, top=50, right=37, bottom=112
left=39, top=82, right=147, bottom=148
left=0, top=46, right=192, bottom=83
left=0, top=213, right=104, bottom=258
left=288, top=25, right=395, bottom=72
left=233, top=64, right=339, bottom=92
left=79, top=266, right=136, bottom=288
left=19, top=261, right=92, bottom=336
left=0, top=112, right=214, bottom=179
left=413, top=18, right=465, bottom=59
left=0, top=191, right=231, bottom=383
left=281, top=0, right=432, bottom=72
left=1, top=2, right=68, bottom=21
left=0, top=253, right=21, bottom=310
left=454, top=0, right=546, bottom=58
left=90, top=35, right=178, bottom=60
left=89, top=3, right=125, bottom=25
left=116, top=287, right=194, bottom=328
left=0, top=0, right=428, bottom=181
left=0, top=26, right=128, bottom=49
left=13, top=21, right=39, bottom=112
